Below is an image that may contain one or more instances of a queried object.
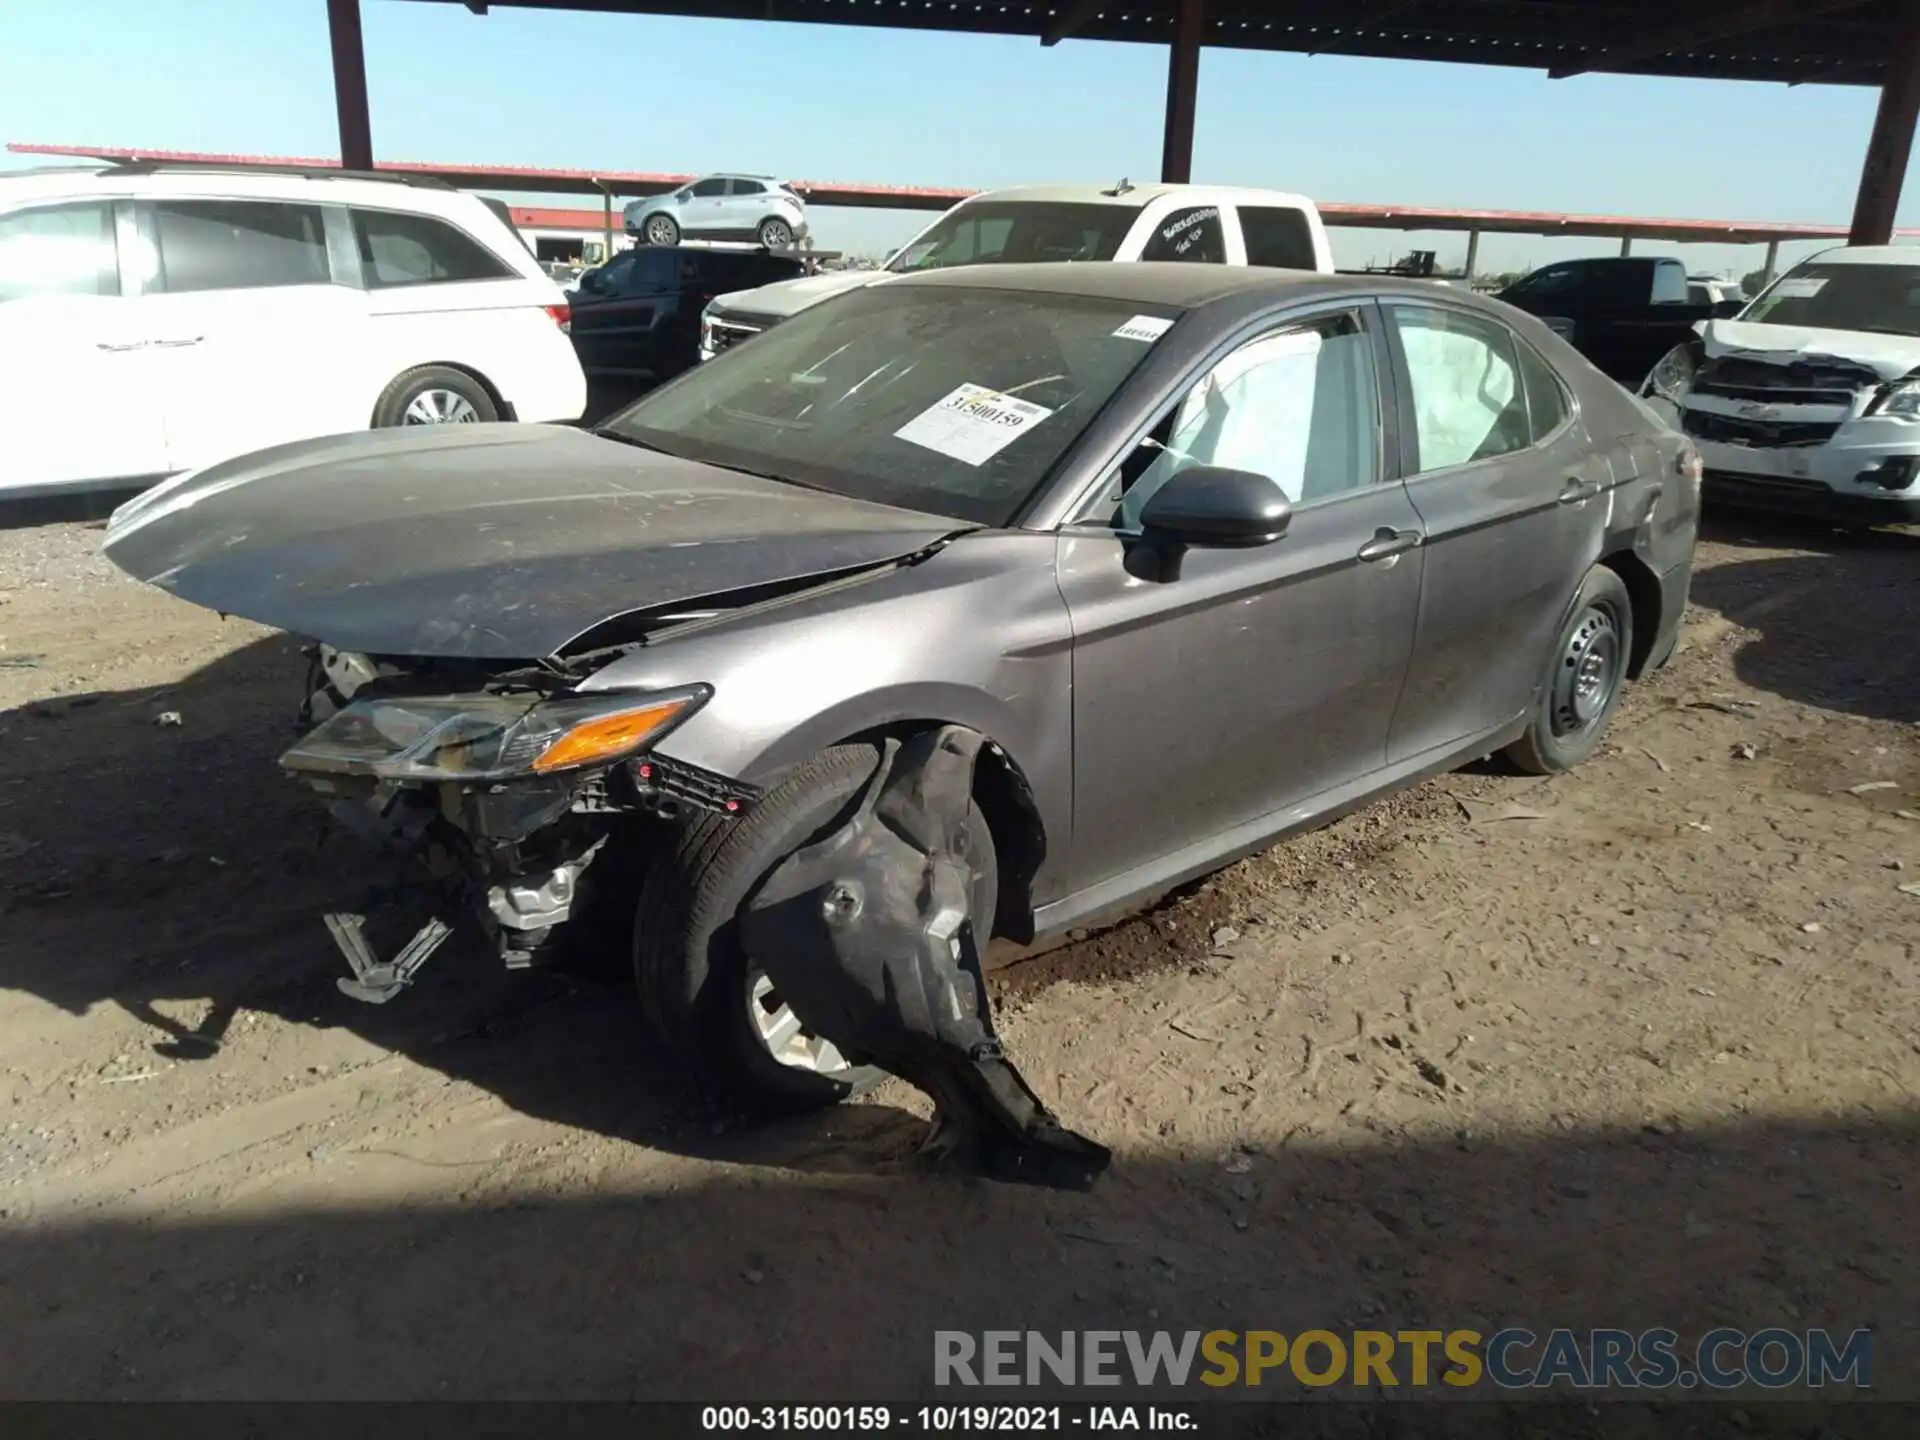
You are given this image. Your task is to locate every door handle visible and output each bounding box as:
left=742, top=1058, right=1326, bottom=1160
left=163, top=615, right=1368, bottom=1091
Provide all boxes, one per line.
left=1559, top=478, right=1602, bottom=505
left=95, top=340, right=150, bottom=352
left=1357, top=527, right=1423, bottom=563
left=149, top=335, right=205, bottom=348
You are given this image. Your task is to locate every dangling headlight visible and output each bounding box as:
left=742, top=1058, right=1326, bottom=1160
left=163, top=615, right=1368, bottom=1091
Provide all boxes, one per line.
left=1641, top=341, right=1700, bottom=402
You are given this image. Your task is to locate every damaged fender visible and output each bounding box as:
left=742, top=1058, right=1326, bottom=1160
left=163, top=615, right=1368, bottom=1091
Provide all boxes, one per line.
left=739, top=727, right=1111, bottom=1191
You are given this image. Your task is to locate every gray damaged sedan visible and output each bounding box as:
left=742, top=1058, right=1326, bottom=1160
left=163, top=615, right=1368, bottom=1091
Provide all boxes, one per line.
left=105, top=264, right=1700, bottom=1179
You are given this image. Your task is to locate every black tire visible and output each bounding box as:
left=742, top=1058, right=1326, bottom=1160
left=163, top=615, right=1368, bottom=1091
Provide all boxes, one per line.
left=1504, top=566, right=1634, bottom=776
left=632, top=742, right=998, bottom=1113
left=371, top=365, right=498, bottom=428
left=756, top=217, right=794, bottom=249
left=641, top=212, right=680, bottom=248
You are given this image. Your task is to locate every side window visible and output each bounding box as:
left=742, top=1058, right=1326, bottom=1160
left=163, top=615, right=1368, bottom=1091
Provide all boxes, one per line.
left=1389, top=305, right=1531, bottom=472
left=1237, top=205, right=1318, bottom=270
left=1116, top=311, right=1380, bottom=528
left=0, top=202, right=119, bottom=302
left=1515, top=339, right=1572, bottom=443
left=1508, top=264, right=1576, bottom=299
left=728, top=179, right=766, bottom=197
left=690, top=178, right=730, bottom=198
left=151, top=201, right=329, bottom=294
left=1140, top=206, right=1225, bottom=264
left=593, top=253, right=637, bottom=292
left=1651, top=262, right=1689, bottom=305
left=352, top=209, right=514, bottom=288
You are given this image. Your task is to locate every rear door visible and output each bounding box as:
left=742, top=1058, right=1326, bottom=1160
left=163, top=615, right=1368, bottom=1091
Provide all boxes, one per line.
left=0, top=197, right=168, bottom=491
left=134, top=195, right=366, bottom=473
left=1381, top=301, right=1609, bottom=763
left=1057, top=303, right=1424, bottom=897
left=570, top=248, right=679, bottom=376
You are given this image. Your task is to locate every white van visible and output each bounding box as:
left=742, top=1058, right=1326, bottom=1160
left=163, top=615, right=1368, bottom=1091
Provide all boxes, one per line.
left=0, top=162, right=587, bottom=497
left=700, top=181, right=1335, bottom=359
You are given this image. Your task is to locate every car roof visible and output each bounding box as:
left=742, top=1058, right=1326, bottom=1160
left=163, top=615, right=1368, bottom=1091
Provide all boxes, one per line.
left=960, top=182, right=1317, bottom=211
left=884, top=260, right=1476, bottom=311
left=0, top=163, right=468, bottom=212
left=1805, top=244, right=1920, bottom=266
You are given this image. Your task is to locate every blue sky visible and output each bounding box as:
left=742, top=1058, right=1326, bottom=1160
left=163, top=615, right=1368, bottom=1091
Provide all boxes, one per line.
left=2, top=0, right=1912, bottom=278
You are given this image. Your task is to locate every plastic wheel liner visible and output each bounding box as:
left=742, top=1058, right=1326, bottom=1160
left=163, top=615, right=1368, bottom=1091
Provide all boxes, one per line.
left=739, top=726, right=1112, bottom=1192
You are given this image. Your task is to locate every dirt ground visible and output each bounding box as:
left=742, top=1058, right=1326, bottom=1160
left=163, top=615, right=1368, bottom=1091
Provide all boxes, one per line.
left=0, top=510, right=1916, bottom=1407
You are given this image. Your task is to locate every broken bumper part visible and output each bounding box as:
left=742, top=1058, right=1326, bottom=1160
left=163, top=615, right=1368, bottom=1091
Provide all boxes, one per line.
left=741, top=727, right=1111, bottom=1192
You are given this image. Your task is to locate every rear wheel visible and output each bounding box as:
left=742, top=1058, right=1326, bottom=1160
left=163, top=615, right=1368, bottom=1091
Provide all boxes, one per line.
left=371, top=366, right=497, bottom=428
left=1504, top=566, right=1633, bottom=775
left=632, top=742, right=998, bottom=1112
left=757, top=217, right=794, bottom=249
left=643, top=212, right=680, bottom=247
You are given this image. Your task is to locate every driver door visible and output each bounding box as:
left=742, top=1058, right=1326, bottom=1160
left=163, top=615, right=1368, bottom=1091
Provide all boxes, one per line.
left=1055, top=304, right=1426, bottom=898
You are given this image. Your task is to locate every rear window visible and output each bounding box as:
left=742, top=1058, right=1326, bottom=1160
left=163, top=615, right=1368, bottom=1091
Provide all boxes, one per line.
left=151, top=200, right=330, bottom=294
left=701, top=251, right=805, bottom=290
left=1140, top=206, right=1226, bottom=264
left=1237, top=205, right=1318, bottom=269
left=887, top=202, right=1137, bottom=273
left=0, top=201, right=119, bottom=302
left=352, top=208, right=516, bottom=288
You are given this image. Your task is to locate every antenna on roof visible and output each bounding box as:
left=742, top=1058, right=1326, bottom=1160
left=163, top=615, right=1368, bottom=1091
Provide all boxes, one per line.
left=1102, top=177, right=1134, bottom=196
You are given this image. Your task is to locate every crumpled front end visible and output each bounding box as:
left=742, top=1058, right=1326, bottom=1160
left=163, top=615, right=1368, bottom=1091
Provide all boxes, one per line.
left=1646, top=322, right=1920, bottom=523
left=289, top=644, right=749, bottom=997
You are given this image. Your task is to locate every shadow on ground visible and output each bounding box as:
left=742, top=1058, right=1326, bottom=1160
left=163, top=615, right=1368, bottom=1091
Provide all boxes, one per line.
left=1688, top=520, right=1920, bottom=724
left=0, top=1109, right=1910, bottom=1414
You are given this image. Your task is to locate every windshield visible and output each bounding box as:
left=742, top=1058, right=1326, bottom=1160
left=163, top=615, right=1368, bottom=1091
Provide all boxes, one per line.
left=886, top=202, right=1137, bottom=275
left=1741, top=262, right=1920, bottom=336
left=601, top=284, right=1179, bottom=526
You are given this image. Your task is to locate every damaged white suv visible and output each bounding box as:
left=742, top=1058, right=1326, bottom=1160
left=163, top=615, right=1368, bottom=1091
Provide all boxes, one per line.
left=1642, top=245, right=1920, bottom=527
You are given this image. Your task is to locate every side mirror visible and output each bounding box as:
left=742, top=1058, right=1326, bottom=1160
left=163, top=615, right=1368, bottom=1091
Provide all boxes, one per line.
left=676, top=192, right=690, bottom=205
left=1138, top=465, right=1292, bottom=548
left=578, top=270, right=606, bottom=293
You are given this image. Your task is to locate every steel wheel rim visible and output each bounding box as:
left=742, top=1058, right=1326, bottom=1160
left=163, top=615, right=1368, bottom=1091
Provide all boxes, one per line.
left=402, top=389, right=479, bottom=425
left=1551, top=601, right=1623, bottom=736
left=646, top=216, right=676, bottom=246
left=761, top=221, right=792, bottom=248
left=746, top=970, right=855, bottom=1077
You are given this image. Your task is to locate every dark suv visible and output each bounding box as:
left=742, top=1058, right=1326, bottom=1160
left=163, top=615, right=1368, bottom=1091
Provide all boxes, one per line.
left=568, top=246, right=804, bottom=387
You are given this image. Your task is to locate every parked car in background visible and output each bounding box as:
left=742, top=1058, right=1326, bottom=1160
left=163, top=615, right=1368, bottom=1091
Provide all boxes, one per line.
left=104, top=263, right=1698, bottom=1112
left=1494, top=256, right=1741, bottom=385
left=568, top=244, right=804, bottom=385
left=1688, top=275, right=1746, bottom=309
left=698, top=180, right=1333, bottom=360
left=623, top=176, right=808, bottom=251
left=0, top=162, right=585, bottom=498
left=1641, top=245, right=1920, bottom=527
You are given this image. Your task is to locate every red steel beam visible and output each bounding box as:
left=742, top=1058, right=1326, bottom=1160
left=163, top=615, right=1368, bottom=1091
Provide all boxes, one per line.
left=1849, top=2, right=1920, bottom=245
left=326, top=0, right=374, bottom=170
left=1161, top=0, right=1204, bottom=185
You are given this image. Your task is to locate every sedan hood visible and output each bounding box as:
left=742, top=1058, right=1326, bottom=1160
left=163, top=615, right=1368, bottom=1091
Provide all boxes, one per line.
left=715, top=268, right=887, bottom=320
left=1700, top=319, right=1920, bottom=381
left=103, top=425, right=969, bottom=660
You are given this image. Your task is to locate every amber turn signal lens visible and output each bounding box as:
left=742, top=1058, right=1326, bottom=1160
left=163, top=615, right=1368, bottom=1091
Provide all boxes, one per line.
left=531, top=700, right=690, bottom=774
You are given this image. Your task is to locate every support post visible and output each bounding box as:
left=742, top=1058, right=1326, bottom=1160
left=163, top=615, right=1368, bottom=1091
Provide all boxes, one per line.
left=1762, top=238, right=1780, bottom=287
left=1160, top=0, right=1204, bottom=184
left=597, top=181, right=614, bottom=264
left=1619, top=234, right=1633, bottom=256
left=1849, top=4, right=1920, bottom=246
left=327, top=0, right=373, bottom=171
left=1462, top=227, right=1480, bottom=281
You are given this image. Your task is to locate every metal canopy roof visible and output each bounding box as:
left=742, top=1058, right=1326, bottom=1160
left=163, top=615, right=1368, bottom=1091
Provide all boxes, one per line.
left=406, top=0, right=1898, bottom=87
left=17, top=143, right=1914, bottom=243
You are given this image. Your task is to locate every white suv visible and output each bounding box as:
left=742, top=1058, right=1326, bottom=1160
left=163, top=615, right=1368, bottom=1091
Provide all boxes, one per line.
left=0, top=162, right=586, bottom=497
left=699, top=181, right=1334, bottom=359
left=622, top=175, right=809, bottom=251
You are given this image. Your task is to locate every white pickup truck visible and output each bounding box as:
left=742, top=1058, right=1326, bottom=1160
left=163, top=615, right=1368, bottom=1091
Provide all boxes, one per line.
left=699, top=180, right=1335, bottom=360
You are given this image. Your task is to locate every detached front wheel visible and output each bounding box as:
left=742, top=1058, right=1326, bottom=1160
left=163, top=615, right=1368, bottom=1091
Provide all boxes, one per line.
left=632, top=742, right=998, bottom=1113
left=1504, top=566, right=1633, bottom=775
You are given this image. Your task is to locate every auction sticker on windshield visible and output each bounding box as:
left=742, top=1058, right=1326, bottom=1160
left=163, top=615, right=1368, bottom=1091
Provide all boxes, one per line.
left=1113, top=314, right=1175, bottom=343
left=895, top=383, right=1054, bottom=467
